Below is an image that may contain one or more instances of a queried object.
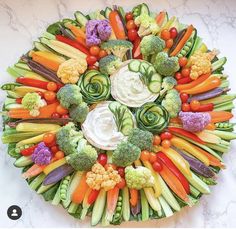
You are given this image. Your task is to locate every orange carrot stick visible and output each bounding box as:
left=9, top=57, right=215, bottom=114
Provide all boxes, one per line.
left=109, top=11, right=126, bottom=40
left=66, top=24, right=86, bottom=39
left=106, top=186, right=120, bottom=221
left=22, top=164, right=46, bottom=179
left=72, top=173, right=88, bottom=204
left=156, top=11, right=166, bottom=26
left=129, top=189, right=138, bottom=207
left=209, top=111, right=233, bottom=123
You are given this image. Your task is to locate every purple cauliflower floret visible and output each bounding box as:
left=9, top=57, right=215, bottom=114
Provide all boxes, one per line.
left=179, top=111, right=211, bottom=132
left=86, top=19, right=111, bottom=46
left=31, top=142, right=52, bottom=165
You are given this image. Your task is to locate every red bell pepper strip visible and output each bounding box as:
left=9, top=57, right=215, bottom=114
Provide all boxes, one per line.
left=168, top=127, right=205, bottom=144
left=195, top=103, right=214, bottom=112
left=16, top=77, right=49, bottom=89
left=55, top=35, right=90, bottom=55
left=157, top=152, right=190, bottom=194
left=20, top=144, right=38, bottom=156
left=177, top=77, right=193, bottom=85
left=87, top=189, right=100, bottom=205
left=132, top=36, right=142, bottom=59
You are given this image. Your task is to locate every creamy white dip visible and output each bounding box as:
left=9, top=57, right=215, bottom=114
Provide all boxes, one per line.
left=110, top=62, right=159, bottom=107
left=82, top=101, right=127, bottom=150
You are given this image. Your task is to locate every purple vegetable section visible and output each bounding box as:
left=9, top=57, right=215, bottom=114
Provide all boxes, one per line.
left=43, top=164, right=74, bottom=185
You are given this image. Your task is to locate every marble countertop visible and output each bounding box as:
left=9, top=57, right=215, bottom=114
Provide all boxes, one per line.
left=0, top=0, right=236, bottom=227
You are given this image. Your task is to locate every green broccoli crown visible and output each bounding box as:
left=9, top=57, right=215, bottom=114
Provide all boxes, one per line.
left=127, top=128, right=153, bottom=151
left=69, top=102, right=89, bottom=124
left=112, top=141, right=141, bottom=167
left=67, top=139, right=97, bottom=171
left=140, top=34, right=165, bottom=57
left=22, top=92, right=42, bottom=110
left=125, top=166, right=154, bottom=190
left=56, top=122, right=83, bottom=155
left=153, top=52, right=180, bottom=76
left=101, top=40, right=133, bottom=60
left=160, top=76, right=177, bottom=96
left=99, top=54, right=122, bottom=75
left=57, top=84, right=83, bottom=109
left=161, top=89, right=181, bottom=118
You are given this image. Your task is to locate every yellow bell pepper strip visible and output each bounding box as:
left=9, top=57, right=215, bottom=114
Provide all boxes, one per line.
left=170, top=136, right=210, bottom=166
left=159, top=147, right=191, bottom=177
left=43, top=157, right=67, bottom=175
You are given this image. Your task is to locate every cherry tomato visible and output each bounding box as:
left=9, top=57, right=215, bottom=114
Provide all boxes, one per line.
left=181, top=103, right=191, bottom=112
left=89, top=46, right=100, bottom=56
left=152, top=161, right=163, bottom=172
left=178, top=57, right=188, bottom=67
left=181, top=67, right=190, bottom=78
left=56, top=105, right=68, bottom=115
left=61, top=114, right=69, bottom=119
left=125, top=12, right=133, bottom=21
left=99, top=49, right=108, bottom=58
left=117, top=167, right=125, bottom=178
left=43, top=133, right=56, bottom=144
left=128, top=29, right=138, bottom=41
left=169, top=27, right=178, bottom=39
left=140, top=150, right=150, bottom=161
left=97, top=153, right=107, bottom=166
left=51, top=145, right=59, bottom=154
left=160, top=132, right=173, bottom=140
left=149, top=152, right=157, bottom=164
left=175, top=72, right=183, bottom=80
left=47, top=82, right=58, bottom=92
left=86, top=55, right=97, bottom=66
left=126, top=20, right=136, bottom=30
left=104, top=163, right=117, bottom=170
left=180, top=93, right=189, bottom=103
left=116, top=178, right=126, bottom=189
left=190, top=99, right=200, bottom=111
left=161, top=29, right=171, bottom=40
left=51, top=112, right=61, bottom=118
left=165, top=39, right=173, bottom=48
left=44, top=91, right=56, bottom=102
left=153, top=135, right=161, bottom=146
left=161, top=139, right=171, bottom=149
left=55, top=151, right=65, bottom=160
left=89, top=65, right=99, bottom=70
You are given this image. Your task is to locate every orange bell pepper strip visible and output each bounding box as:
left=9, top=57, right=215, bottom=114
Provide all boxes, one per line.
left=129, top=188, right=138, bottom=207
left=72, top=172, right=88, bottom=204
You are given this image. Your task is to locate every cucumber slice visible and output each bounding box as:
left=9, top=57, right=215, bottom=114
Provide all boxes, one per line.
left=140, top=3, right=150, bottom=15
left=74, top=11, right=88, bottom=27
left=139, top=62, right=150, bottom=75
left=188, top=36, right=202, bottom=57
left=7, top=91, right=22, bottom=99
left=5, top=103, right=23, bottom=111
left=212, top=57, right=227, bottom=72
left=14, top=156, right=33, bottom=168
left=148, top=80, right=161, bottom=93
left=128, top=60, right=141, bottom=72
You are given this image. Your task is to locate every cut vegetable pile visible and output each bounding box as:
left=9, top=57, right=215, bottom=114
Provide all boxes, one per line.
left=2, top=3, right=236, bottom=226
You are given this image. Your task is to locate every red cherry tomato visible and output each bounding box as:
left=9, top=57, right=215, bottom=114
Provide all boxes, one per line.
left=51, top=145, right=59, bottom=154
left=125, top=12, right=133, bottom=21
left=152, top=161, right=163, bottom=172
left=149, top=152, right=157, bottom=164
left=153, top=135, right=161, bottom=146
left=47, top=82, right=58, bottom=92
left=61, top=114, right=69, bottom=119
left=175, top=72, right=183, bottom=80
left=44, top=91, right=56, bottom=102
left=190, top=99, right=200, bottom=111
left=116, top=178, right=126, bottom=189
left=180, top=93, right=189, bottom=103
left=99, top=49, right=108, bottom=58
left=89, top=65, right=99, bottom=70
left=51, top=112, right=61, bottom=118
left=165, top=39, right=174, bottom=48
left=117, top=167, right=125, bottom=178
left=89, top=46, right=100, bottom=56
left=182, top=103, right=191, bottom=112
left=43, top=133, right=56, bottom=144
left=161, top=139, right=171, bottom=149
left=178, top=57, right=188, bottom=67
left=161, top=29, right=171, bottom=40
left=86, top=55, right=97, bottom=66
left=181, top=67, right=190, bottom=78
left=126, top=20, right=136, bottom=30
left=169, top=27, right=178, bottom=39
left=128, top=29, right=138, bottom=41
left=160, top=132, right=173, bottom=140
left=97, top=153, right=107, bottom=166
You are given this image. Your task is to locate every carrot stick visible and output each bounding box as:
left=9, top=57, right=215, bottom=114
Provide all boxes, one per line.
left=156, top=11, right=166, bottom=26
left=22, top=164, right=46, bottom=179
left=175, top=73, right=211, bottom=91
left=159, top=163, right=189, bottom=202
left=75, top=36, right=87, bottom=47
left=209, top=111, right=233, bottom=123
left=170, top=25, right=194, bottom=56
left=109, top=11, right=126, bottom=40
left=72, top=172, right=88, bottom=204
left=66, top=24, right=86, bottom=39
left=106, top=186, right=120, bottom=221
left=129, top=188, right=138, bottom=207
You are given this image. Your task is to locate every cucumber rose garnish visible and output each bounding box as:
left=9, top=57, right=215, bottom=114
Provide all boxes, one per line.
left=136, top=102, right=170, bottom=133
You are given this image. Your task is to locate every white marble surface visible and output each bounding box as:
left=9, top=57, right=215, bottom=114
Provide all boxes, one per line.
left=0, top=0, right=236, bottom=227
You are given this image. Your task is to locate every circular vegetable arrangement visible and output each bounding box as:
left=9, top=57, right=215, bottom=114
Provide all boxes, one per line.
left=2, top=3, right=236, bottom=226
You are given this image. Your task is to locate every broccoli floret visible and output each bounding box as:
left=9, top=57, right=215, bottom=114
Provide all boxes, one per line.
left=57, top=84, right=83, bottom=109
left=153, top=52, right=180, bottom=76
left=160, top=76, right=177, bottom=96
left=125, top=166, right=154, bottom=190
left=99, top=54, right=122, bottom=75
left=134, top=13, right=160, bottom=37
left=161, top=89, right=181, bottom=118
left=140, top=35, right=165, bottom=61
left=66, top=139, right=97, bottom=171
left=56, top=122, right=83, bottom=155
left=127, top=128, right=153, bottom=151
left=69, top=102, right=89, bottom=124
left=112, top=141, right=141, bottom=167
left=101, top=40, right=133, bottom=60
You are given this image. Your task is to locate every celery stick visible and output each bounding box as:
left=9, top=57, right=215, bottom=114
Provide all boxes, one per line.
left=140, top=189, right=149, bottom=221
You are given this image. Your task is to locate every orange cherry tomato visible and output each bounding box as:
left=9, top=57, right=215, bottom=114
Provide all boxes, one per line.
left=47, top=82, right=58, bottom=92
left=161, top=29, right=171, bottom=40
left=161, top=139, right=171, bottom=149
left=149, top=152, right=157, bottom=163
left=165, top=39, right=173, bottom=48
left=190, top=99, right=200, bottom=111
left=50, top=145, right=59, bottom=154
left=181, top=67, right=190, bottom=78
left=181, top=103, right=191, bottom=112
left=56, top=105, right=68, bottom=115
left=89, top=46, right=100, bottom=56
left=43, top=133, right=56, bottom=144
left=99, top=49, right=108, bottom=58
left=126, top=20, right=136, bottom=30
left=116, top=178, right=126, bottom=189
left=178, top=57, right=188, bottom=67
left=140, top=150, right=150, bottom=161
left=55, top=151, right=65, bottom=160
left=44, top=91, right=56, bottom=102
left=153, top=135, right=161, bottom=146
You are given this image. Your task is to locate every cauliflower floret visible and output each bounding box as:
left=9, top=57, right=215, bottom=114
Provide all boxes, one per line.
left=57, top=58, right=87, bottom=84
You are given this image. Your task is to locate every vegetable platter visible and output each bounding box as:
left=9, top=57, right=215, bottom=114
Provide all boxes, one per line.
left=1, top=2, right=236, bottom=226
